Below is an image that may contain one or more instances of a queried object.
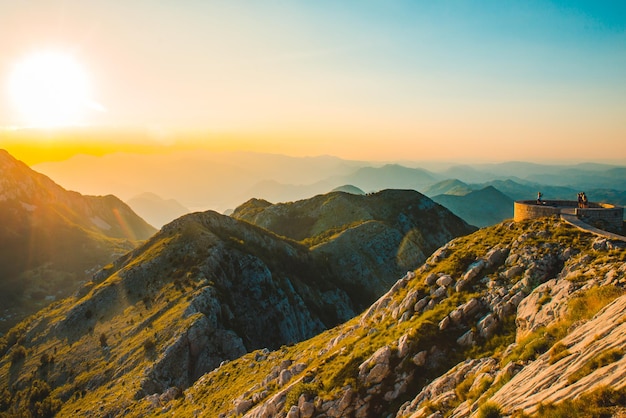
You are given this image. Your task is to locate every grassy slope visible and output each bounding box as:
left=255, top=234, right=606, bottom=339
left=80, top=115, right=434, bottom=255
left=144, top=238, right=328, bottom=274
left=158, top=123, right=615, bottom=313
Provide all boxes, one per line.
left=150, top=218, right=624, bottom=417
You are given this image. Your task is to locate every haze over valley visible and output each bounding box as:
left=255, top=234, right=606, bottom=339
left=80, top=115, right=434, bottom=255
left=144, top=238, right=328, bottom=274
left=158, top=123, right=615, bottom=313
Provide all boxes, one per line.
left=32, top=151, right=626, bottom=228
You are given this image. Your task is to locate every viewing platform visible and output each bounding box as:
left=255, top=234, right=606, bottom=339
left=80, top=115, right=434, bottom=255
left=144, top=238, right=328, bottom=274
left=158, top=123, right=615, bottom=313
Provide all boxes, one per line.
left=514, top=200, right=624, bottom=236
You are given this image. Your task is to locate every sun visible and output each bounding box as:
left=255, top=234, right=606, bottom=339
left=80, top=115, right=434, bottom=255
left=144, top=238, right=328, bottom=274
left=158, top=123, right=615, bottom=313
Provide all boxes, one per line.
left=8, top=51, right=92, bottom=128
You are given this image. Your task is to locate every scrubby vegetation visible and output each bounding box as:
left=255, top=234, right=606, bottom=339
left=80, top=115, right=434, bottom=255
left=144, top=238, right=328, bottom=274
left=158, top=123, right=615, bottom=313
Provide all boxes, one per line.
left=503, top=285, right=624, bottom=366
left=532, top=386, right=626, bottom=417
left=567, top=348, right=624, bottom=385
left=478, top=402, right=503, bottom=418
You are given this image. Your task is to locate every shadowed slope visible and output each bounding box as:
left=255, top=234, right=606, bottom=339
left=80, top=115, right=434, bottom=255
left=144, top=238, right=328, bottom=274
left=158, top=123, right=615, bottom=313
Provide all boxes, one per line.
left=0, top=149, right=156, bottom=331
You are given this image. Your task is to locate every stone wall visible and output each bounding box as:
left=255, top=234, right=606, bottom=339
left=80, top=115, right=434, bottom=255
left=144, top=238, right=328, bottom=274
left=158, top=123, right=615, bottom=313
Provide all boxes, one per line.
left=577, top=204, right=624, bottom=231
left=514, top=200, right=623, bottom=231
left=513, top=201, right=563, bottom=222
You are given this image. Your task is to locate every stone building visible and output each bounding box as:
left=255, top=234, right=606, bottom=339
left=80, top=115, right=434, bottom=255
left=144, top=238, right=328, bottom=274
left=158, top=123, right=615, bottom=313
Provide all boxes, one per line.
left=514, top=200, right=624, bottom=232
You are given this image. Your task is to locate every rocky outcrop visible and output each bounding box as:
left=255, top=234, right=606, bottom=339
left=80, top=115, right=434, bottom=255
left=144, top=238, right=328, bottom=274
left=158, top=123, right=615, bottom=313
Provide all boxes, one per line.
left=209, top=219, right=625, bottom=418
left=492, top=293, right=626, bottom=414
left=4, top=212, right=626, bottom=418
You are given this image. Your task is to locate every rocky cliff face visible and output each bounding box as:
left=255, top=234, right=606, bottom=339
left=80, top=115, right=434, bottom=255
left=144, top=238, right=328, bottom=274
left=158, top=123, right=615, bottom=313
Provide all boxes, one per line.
left=134, top=217, right=623, bottom=418
left=0, top=149, right=156, bottom=332
left=0, top=191, right=474, bottom=417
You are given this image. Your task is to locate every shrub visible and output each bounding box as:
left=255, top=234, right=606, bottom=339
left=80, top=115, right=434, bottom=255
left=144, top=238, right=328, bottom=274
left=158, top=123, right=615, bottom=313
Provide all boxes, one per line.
left=284, top=382, right=320, bottom=411
left=548, top=343, right=571, bottom=365
left=477, top=401, right=502, bottom=418
left=10, top=345, right=27, bottom=365
left=535, top=386, right=626, bottom=417
left=143, top=337, right=156, bottom=352
left=40, top=352, right=53, bottom=367
left=536, top=292, right=551, bottom=307
left=455, top=373, right=475, bottom=401
left=99, top=332, right=108, bottom=347
left=567, top=286, right=624, bottom=323
left=468, top=375, right=494, bottom=402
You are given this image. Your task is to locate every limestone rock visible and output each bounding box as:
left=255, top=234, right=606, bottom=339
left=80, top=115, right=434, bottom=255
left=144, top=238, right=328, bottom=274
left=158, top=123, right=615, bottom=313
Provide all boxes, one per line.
left=463, top=260, right=486, bottom=282
left=436, top=274, right=454, bottom=288
left=477, top=313, right=499, bottom=339
left=491, top=294, right=626, bottom=415
left=456, top=330, right=476, bottom=347
left=359, top=346, right=392, bottom=386
left=484, top=247, right=509, bottom=268
left=516, top=278, right=572, bottom=340
left=425, top=273, right=438, bottom=286
left=413, top=351, right=428, bottom=366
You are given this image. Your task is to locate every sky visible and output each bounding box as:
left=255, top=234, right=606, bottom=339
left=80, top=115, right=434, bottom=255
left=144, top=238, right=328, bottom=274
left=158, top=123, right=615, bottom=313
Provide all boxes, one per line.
left=1, top=1, right=625, bottom=164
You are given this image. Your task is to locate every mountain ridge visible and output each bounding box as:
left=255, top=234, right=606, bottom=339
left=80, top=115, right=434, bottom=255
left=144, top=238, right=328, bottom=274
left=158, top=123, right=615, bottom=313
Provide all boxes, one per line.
left=0, top=149, right=156, bottom=333
left=0, top=188, right=476, bottom=417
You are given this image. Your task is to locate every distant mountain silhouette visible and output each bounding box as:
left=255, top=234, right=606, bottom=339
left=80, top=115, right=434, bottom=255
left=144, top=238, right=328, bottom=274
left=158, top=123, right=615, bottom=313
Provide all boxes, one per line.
left=33, top=153, right=626, bottom=215
left=232, top=179, right=334, bottom=210
left=331, top=184, right=365, bottom=194
left=126, top=192, right=189, bottom=228
left=333, top=164, right=439, bottom=192
left=423, top=179, right=473, bottom=197
left=432, top=186, right=514, bottom=227
left=0, top=149, right=156, bottom=332
left=33, top=151, right=364, bottom=212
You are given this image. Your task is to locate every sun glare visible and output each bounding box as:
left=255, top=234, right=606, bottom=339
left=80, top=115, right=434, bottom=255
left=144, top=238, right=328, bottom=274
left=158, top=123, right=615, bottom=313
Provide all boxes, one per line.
left=8, top=51, right=92, bottom=128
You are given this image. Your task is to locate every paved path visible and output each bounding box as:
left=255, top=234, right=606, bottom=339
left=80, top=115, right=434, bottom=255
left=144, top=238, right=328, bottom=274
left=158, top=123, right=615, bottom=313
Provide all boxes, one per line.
left=561, top=213, right=626, bottom=242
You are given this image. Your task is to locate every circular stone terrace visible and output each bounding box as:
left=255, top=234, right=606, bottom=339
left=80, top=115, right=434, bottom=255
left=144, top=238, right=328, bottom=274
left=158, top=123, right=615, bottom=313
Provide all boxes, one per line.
left=514, top=199, right=625, bottom=238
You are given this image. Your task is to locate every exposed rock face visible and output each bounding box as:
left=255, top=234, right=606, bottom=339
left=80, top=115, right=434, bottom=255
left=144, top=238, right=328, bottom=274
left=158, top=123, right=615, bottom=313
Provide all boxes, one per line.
left=515, top=277, right=573, bottom=340
left=492, top=293, right=626, bottom=414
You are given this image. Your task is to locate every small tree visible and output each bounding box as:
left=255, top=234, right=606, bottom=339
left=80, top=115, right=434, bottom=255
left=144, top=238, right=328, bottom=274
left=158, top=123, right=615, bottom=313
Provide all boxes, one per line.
left=99, top=333, right=108, bottom=347
left=10, top=345, right=27, bottom=365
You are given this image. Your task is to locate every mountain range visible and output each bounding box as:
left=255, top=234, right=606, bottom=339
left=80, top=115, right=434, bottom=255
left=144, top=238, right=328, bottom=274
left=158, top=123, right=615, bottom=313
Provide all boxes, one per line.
left=430, top=186, right=514, bottom=228
left=2, top=209, right=624, bottom=416
left=0, top=184, right=475, bottom=417
left=125, top=192, right=190, bottom=228
left=0, top=150, right=156, bottom=333
left=1, top=148, right=626, bottom=417
left=33, top=153, right=626, bottom=228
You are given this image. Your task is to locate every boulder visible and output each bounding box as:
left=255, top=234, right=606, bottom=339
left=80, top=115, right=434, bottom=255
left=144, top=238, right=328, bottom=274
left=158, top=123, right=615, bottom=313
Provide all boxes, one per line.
left=432, top=286, right=447, bottom=299
left=413, top=351, right=428, bottom=366
left=439, top=316, right=451, bottom=331
left=414, top=297, right=430, bottom=313
left=484, top=247, right=510, bottom=268
left=436, top=274, right=454, bottom=288
left=425, top=273, right=438, bottom=286
left=462, top=298, right=481, bottom=318
left=359, top=346, right=392, bottom=386
left=477, top=313, right=499, bottom=339
left=456, top=330, right=475, bottom=347
left=463, top=260, right=486, bottom=282
left=278, top=369, right=292, bottom=386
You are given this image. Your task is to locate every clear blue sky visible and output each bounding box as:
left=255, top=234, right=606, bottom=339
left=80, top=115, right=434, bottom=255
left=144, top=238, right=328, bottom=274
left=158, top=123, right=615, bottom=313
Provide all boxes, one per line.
left=1, top=1, right=625, bottom=162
